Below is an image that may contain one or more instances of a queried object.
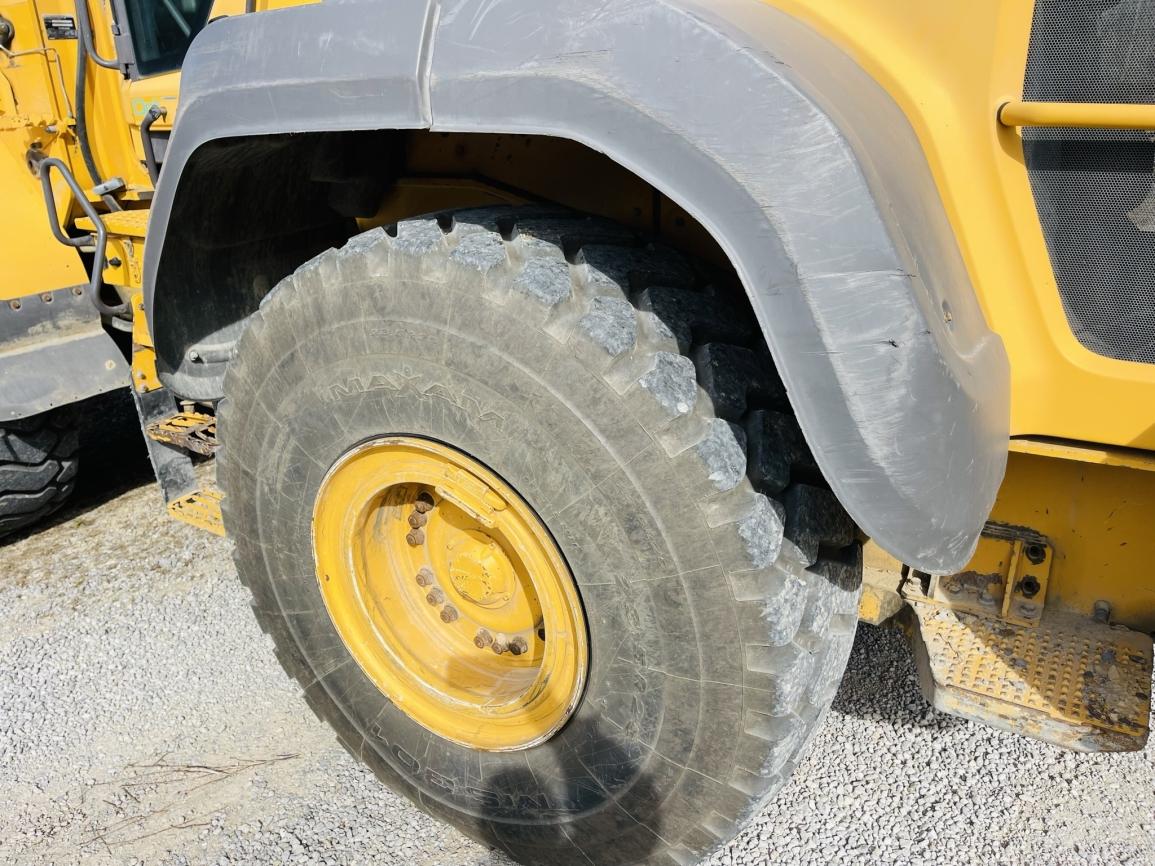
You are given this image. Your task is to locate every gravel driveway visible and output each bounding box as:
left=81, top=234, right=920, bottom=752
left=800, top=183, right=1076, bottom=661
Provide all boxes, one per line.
left=2, top=394, right=1153, bottom=866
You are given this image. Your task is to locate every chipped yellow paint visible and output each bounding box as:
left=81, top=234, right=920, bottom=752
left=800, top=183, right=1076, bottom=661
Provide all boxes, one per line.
left=992, top=449, right=1155, bottom=633
left=858, top=578, right=904, bottom=627
left=859, top=541, right=905, bottom=625
left=128, top=293, right=161, bottom=393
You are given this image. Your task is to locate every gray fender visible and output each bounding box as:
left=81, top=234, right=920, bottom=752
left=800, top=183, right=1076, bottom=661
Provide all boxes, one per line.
left=143, top=0, right=1009, bottom=572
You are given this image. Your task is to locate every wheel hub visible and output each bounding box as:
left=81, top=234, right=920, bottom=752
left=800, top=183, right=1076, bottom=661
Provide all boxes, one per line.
left=311, top=436, right=588, bottom=751
left=447, top=531, right=516, bottom=608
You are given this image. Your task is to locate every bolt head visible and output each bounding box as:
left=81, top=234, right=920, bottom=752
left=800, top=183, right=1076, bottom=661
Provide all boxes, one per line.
left=440, top=606, right=459, bottom=623
left=509, top=637, right=528, bottom=656
left=408, top=512, right=427, bottom=529
left=415, top=567, right=434, bottom=587
left=1024, top=543, right=1047, bottom=565
left=406, top=529, right=425, bottom=546
left=474, top=629, right=493, bottom=649
left=426, top=588, right=445, bottom=606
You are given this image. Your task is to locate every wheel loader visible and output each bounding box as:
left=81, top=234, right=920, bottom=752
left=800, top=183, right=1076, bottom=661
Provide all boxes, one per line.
left=2, top=0, right=1153, bottom=862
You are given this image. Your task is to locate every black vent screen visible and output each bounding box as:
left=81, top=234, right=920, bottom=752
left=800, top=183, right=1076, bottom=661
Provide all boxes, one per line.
left=1023, top=0, right=1155, bottom=364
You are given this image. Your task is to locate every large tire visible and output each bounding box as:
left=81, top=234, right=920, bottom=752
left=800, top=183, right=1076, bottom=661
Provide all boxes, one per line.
left=219, top=208, right=862, bottom=865
left=0, top=407, right=79, bottom=539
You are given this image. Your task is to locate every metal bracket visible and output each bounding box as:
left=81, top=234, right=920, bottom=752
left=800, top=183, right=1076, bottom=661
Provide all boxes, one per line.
left=131, top=387, right=198, bottom=505
left=902, top=522, right=1053, bottom=627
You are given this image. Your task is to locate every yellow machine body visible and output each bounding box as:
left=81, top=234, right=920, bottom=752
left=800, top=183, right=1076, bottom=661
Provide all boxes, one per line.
left=2, top=0, right=1153, bottom=751
left=758, top=4, right=1155, bottom=686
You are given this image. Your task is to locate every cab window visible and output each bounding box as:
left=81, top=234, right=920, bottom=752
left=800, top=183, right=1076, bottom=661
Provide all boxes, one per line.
left=120, top=0, right=216, bottom=76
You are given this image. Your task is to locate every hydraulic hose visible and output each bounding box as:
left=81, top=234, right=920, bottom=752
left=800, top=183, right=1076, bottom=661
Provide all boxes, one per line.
left=73, top=20, right=122, bottom=210
left=75, top=0, right=119, bottom=69
left=73, top=34, right=103, bottom=189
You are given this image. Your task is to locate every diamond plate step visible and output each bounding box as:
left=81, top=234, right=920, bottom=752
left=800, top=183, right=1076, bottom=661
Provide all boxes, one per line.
left=910, top=604, right=1152, bottom=752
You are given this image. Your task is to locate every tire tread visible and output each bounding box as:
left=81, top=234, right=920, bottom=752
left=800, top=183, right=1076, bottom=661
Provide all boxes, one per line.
left=0, top=408, right=80, bottom=538
left=218, top=207, right=863, bottom=864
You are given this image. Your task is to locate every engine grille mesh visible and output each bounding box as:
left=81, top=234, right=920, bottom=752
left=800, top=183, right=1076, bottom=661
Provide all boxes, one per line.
left=1023, top=0, right=1155, bottom=363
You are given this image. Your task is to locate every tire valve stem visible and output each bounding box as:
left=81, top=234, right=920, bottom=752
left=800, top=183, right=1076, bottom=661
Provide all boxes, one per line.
left=415, top=567, right=434, bottom=587
left=414, top=491, right=435, bottom=514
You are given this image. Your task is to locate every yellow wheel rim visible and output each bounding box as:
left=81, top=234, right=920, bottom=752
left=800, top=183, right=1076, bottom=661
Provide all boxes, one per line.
left=311, top=436, right=588, bottom=751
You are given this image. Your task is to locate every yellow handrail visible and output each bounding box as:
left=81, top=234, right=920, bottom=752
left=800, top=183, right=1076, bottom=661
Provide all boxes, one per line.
left=998, top=100, right=1155, bottom=130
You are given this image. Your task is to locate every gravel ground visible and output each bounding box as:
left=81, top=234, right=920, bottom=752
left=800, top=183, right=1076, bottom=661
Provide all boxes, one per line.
left=1, top=394, right=1153, bottom=866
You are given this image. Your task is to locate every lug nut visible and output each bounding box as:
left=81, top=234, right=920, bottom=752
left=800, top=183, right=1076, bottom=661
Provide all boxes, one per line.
left=414, top=492, right=435, bottom=514
left=406, top=528, right=425, bottom=546
left=509, top=637, right=528, bottom=656
left=440, top=605, right=459, bottom=623
left=415, top=567, right=434, bottom=587
left=426, top=587, right=445, bottom=606
left=408, top=512, right=427, bottom=529
left=474, top=629, right=494, bottom=649
left=492, top=638, right=508, bottom=655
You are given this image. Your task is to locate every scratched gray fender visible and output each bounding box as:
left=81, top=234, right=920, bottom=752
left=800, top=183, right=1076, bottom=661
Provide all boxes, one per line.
left=143, top=0, right=1009, bottom=573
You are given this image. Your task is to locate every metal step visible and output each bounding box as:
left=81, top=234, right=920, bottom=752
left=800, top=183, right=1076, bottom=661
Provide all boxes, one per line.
left=131, top=391, right=223, bottom=537
left=145, top=411, right=218, bottom=456
left=910, top=603, right=1152, bottom=752
left=167, top=489, right=225, bottom=536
